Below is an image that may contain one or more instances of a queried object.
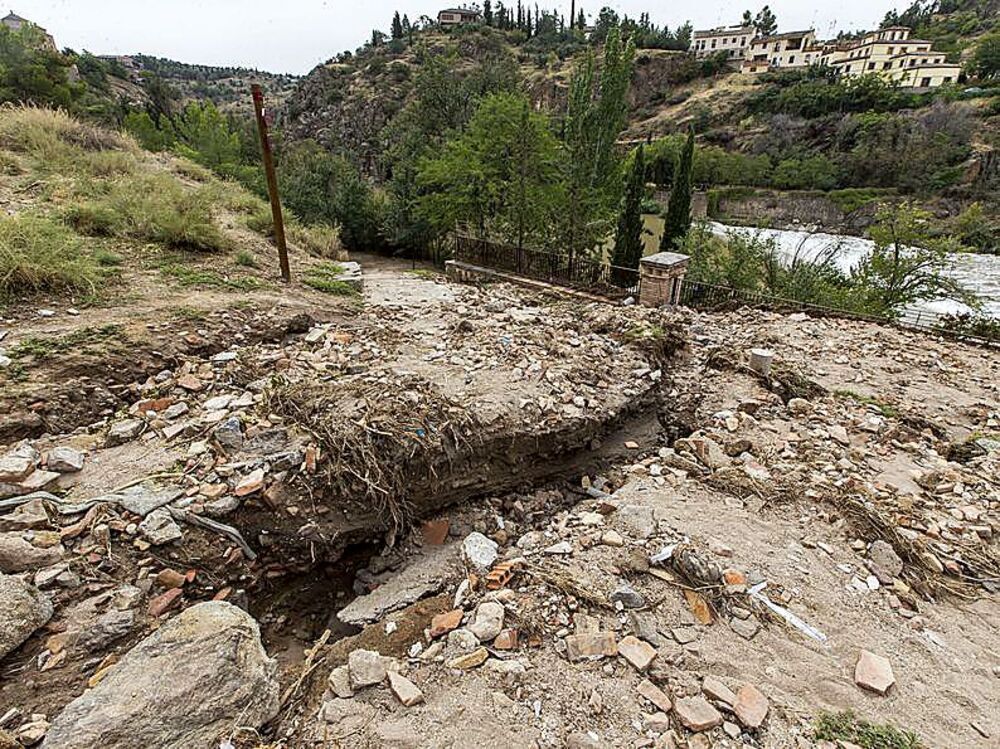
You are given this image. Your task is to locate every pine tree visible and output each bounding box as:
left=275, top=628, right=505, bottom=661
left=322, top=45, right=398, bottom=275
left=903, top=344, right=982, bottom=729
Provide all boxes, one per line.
left=484, top=0, right=494, bottom=26
left=612, top=145, right=646, bottom=281
left=391, top=11, right=404, bottom=40
left=661, top=127, right=694, bottom=251
left=576, top=9, right=586, bottom=30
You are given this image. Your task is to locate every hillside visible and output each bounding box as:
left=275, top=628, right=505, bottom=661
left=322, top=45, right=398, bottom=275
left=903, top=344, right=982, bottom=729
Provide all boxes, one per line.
left=126, top=55, right=300, bottom=115
left=283, top=5, right=1000, bottom=250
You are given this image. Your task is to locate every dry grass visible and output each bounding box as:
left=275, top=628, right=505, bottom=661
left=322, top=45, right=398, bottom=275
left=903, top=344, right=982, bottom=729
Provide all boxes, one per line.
left=0, top=214, right=102, bottom=299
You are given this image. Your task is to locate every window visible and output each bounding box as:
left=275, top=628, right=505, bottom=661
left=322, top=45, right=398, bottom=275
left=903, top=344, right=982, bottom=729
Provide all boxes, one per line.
left=888, top=46, right=894, bottom=54
left=868, top=62, right=875, bottom=70
left=909, top=59, right=916, bottom=67
left=711, top=40, right=716, bottom=48
left=900, top=47, right=907, bottom=53
left=921, top=77, right=931, bottom=87
left=943, top=76, right=952, bottom=83
left=883, top=61, right=891, bottom=69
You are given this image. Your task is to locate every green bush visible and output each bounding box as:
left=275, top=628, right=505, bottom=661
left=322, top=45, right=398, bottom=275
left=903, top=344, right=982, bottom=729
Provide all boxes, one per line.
left=302, top=262, right=358, bottom=295
left=0, top=214, right=101, bottom=298
left=66, top=174, right=229, bottom=252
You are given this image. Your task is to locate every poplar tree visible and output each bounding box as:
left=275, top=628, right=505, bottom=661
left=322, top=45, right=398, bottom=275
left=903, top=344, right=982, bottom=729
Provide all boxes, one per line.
left=661, top=127, right=694, bottom=251
left=391, top=11, right=404, bottom=40
left=484, top=0, right=494, bottom=26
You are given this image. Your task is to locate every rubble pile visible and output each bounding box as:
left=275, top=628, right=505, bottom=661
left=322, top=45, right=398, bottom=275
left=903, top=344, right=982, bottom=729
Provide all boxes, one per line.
left=1, top=267, right=997, bottom=749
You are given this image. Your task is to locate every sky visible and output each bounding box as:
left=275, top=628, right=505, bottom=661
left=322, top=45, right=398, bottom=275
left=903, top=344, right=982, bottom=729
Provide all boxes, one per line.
left=12, top=1, right=911, bottom=75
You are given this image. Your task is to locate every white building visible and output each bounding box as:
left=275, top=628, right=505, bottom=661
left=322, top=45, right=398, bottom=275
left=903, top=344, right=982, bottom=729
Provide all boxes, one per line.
left=741, top=29, right=819, bottom=73
left=822, top=26, right=961, bottom=88
left=690, top=25, right=755, bottom=61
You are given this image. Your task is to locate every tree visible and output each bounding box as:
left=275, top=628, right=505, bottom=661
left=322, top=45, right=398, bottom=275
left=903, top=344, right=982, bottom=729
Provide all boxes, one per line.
left=753, top=6, right=777, bottom=36
left=484, top=0, right=494, bottom=26
left=852, top=202, right=972, bottom=316
left=391, top=11, right=404, bottom=40
left=742, top=10, right=754, bottom=26
left=415, top=92, right=560, bottom=246
left=558, top=27, right=635, bottom=264
left=661, top=127, right=694, bottom=251
left=969, top=33, right=1000, bottom=80
left=172, top=101, right=241, bottom=172
left=0, top=24, right=78, bottom=108
left=611, top=145, right=646, bottom=280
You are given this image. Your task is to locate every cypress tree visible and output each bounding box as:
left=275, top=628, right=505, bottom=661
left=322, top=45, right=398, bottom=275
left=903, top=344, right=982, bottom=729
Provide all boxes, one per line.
left=661, top=127, right=694, bottom=251
left=484, top=0, right=493, bottom=25
left=612, top=145, right=646, bottom=282
left=391, top=11, right=403, bottom=40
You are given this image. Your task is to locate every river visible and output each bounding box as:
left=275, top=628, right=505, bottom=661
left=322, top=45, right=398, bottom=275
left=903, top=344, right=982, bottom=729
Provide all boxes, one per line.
left=639, top=215, right=1000, bottom=320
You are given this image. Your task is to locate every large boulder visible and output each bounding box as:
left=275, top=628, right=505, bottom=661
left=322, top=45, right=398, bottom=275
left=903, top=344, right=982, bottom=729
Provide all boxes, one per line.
left=0, top=573, right=53, bottom=659
left=42, top=602, right=279, bottom=749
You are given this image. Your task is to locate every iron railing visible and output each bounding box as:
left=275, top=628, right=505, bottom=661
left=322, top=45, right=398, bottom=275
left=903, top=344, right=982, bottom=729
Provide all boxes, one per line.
left=453, top=234, right=640, bottom=299
left=678, top=279, right=999, bottom=347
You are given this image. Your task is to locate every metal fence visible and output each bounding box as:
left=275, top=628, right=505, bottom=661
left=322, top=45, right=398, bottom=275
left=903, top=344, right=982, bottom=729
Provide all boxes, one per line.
left=453, top=234, right=640, bottom=299
left=678, top=279, right=1000, bottom=347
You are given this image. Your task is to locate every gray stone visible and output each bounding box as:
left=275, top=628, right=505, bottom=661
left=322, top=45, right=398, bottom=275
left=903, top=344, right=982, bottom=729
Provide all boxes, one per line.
left=729, top=616, right=759, bottom=640
left=468, top=601, right=505, bottom=642
left=162, top=402, right=189, bottom=420
left=337, top=545, right=456, bottom=626
left=615, top=504, right=656, bottom=539
left=105, top=419, right=144, bottom=447
left=204, top=495, right=240, bottom=518
left=74, top=610, right=135, bottom=652
left=387, top=671, right=424, bottom=707
left=0, top=498, right=50, bottom=531
left=867, top=539, right=903, bottom=582
left=0, top=573, right=53, bottom=658
left=628, top=611, right=662, bottom=645
left=461, top=532, right=498, bottom=573
left=674, top=695, right=723, bottom=732
left=212, top=417, right=243, bottom=451
left=42, top=602, right=279, bottom=749
left=138, top=509, right=182, bottom=546
left=95, top=484, right=183, bottom=518
left=0, top=455, right=34, bottom=483
left=446, top=628, right=480, bottom=653
left=0, top=532, right=63, bottom=573
left=327, top=665, right=353, bottom=699
left=610, top=582, right=646, bottom=609
left=347, top=649, right=386, bottom=689
left=46, top=447, right=85, bottom=473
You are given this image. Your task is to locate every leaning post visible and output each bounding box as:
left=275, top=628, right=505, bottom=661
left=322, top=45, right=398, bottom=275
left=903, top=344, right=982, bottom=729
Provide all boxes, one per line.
left=251, top=84, right=291, bottom=283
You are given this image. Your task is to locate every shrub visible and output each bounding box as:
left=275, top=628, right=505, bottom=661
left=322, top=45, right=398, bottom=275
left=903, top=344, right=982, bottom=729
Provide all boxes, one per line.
left=66, top=175, right=229, bottom=252
left=0, top=214, right=101, bottom=298
left=302, top=262, right=358, bottom=295
left=814, top=710, right=920, bottom=749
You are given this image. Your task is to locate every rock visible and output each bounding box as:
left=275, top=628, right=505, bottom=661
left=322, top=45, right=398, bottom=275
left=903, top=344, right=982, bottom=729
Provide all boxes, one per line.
left=234, top=468, right=265, bottom=496
left=461, top=532, right=498, bottom=573
left=348, top=649, right=387, bottom=689
left=212, top=417, right=243, bottom=451
left=854, top=650, right=895, bottom=695
left=615, top=504, right=656, bottom=539
left=673, top=696, right=723, bottom=732
left=0, top=455, right=34, bottom=483
left=565, top=631, right=618, bottom=661
left=601, top=530, right=625, bottom=547
left=429, top=609, right=464, bottom=638
left=494, top=629, right=518, bottom=650
left=610, top=583, right=646, bottom=609
left=105, top=419, right=144, bottom=447
left=46, top=447, right=85, bottom=473
left=628, top=611, right=662, bottom=646
left=685, top=436, right=729, bottom=470
left=41, top=602, right=278, bottom=749
left=137, top=509, right=182, bottom=546
left=617, top=635, right=656, bottom=671
left=387, top=671, right=424, bottom=706
left=638, top=679, right=673, bottom=713
left=702, top=676, right=736, bottom=706
left=734, top=684, right=768, bottom=729
left=867, top=539, right=903, bottom=581
left=96, top=484, right=183, bottom=518
left=0, top=573, right=53, bottom=658
left=156, top=569, right=187, bottom=589
left=338, top=545, right=455, bottom=626
left=729, top=616, right=759, bottom=640
left=0, top=498, right=49, bottom=532
left=566, top=732, right=603, bottom=749
left=18, top=470, right=59, bottom=492
left=0, top=533, right=63, bottom=573
left=543, top=541, right=573, bottom=555
left=175, top=374, right=203, bottom=392
left=327, top=665, right=353, bottom=699
left=643, top=712, right=672, bottom=734
left=447, top=647, right=488, bottom=670
left=147, top=588, right=183, bottom=617
left=320, top=698, right=376, bottom=737
left=468, top=601, right=505, bottom=642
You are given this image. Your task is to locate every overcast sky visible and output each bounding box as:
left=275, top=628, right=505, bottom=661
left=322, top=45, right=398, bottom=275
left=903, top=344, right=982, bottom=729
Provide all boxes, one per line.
left=14, top=1, right=909, bottom=74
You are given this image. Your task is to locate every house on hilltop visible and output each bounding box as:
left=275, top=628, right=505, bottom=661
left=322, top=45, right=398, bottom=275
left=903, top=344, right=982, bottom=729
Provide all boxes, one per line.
left=2, top=10, right=57, bottom=50
left=437, top=7, right=481, bottom=27
left=690, top=25, right=755, bottom=61
left=822, top=26, right=961, bottom=89
left=742, top=29, right=819, bottom=73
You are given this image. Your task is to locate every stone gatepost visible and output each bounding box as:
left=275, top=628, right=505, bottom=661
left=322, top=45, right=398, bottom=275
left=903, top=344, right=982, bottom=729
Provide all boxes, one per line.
left=639, top=252, right=691, bottom=307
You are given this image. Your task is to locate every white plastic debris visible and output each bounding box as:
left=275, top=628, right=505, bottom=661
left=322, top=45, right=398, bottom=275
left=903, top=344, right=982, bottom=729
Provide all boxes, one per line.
left=748, top=582, right=827, bottom=643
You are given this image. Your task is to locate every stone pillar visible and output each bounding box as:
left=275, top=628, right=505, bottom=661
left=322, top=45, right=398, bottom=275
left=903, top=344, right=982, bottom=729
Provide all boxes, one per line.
left=639, top=252, right=691, bottom=307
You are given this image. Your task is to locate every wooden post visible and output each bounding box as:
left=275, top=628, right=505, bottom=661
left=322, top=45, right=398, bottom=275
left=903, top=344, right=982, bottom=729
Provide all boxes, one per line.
left=251, top=84, right=290, bottom=282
